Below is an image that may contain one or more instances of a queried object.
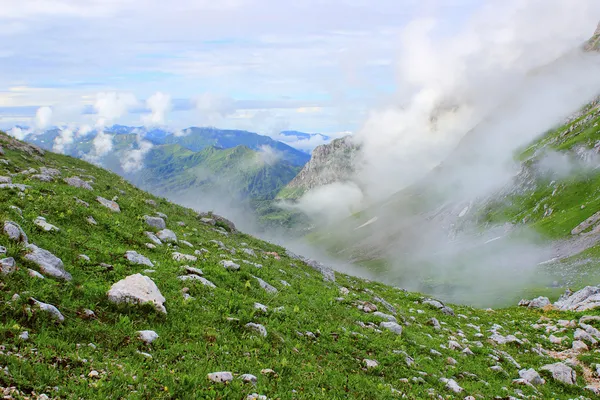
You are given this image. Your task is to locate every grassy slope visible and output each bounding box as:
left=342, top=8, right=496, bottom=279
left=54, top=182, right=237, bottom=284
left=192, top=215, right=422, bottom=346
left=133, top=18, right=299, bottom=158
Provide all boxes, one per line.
left=1, top=132, right=600, bottom=399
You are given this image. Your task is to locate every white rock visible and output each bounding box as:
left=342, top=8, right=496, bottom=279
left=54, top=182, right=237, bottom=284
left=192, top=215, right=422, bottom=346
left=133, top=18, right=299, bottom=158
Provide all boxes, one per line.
left=207, top=371, right=233, bottom=383
left=27, top=268, right=45, bottom=279
left=363, top=359, right=379, bottom=368
left=184, top=266, right=203, bottom=275
left=246, top=394, right=267, bottom=400
left=239, top=374, right=258, bottom=384
left=172, top=252, right=197, bottom=262
left=88, top=370, right=99, bottom=379
left=19, top=331, right=29, bottom=340
left=373, top=312, right=397, bottom=322
left=253, top=276, right=278, bottom=293
left=440, top=378, right=463, bottom=393
left=137, top=330, right=159, bottom=344
left=4, top=221, right=28, bottom=243
left=96, top=196, right=120, bottom=212
left=34, top=216, right=60, bottom=232
left=572, top=340, right=589, bottom=352
left=64, top=176, right=93, bottom=190
left=518, top=368, right=545, bottom=386
left=31, top=298, right=65, bottom=322
left=245, top=322, right=267, bottom=337
left=0, top=257, right=16, bottom=274
left=79, top=254, right=91, bottom=262
left=144, top=231, right=162, bottom=245
left=107, top=274, right=166, bottom=314
left=180, top=240, right=194, bottom=248
left=254, top=302, right=268, bottom=312
left=125, top=251, right=154, bottom=267
left=87, top=216, right=97, bottom=225
left=555, top=286, right=600, bottom=311
left=380, top=321, right=403, bottom=335
left=143, top=215, right=166, bottom=230
left=24, top=244, right=71, bottom=280
left=221, top=260, right=240, bottom=270
left=156, top=229, right=177, bottom=243
left=540, top=362, right=576, bottom=385
left=177, top=275, right=216, bottom=288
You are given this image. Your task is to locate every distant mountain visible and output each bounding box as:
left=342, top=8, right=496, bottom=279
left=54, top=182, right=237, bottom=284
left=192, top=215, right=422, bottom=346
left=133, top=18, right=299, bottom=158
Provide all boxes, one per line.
left=277, top=135, right=359, bottom=199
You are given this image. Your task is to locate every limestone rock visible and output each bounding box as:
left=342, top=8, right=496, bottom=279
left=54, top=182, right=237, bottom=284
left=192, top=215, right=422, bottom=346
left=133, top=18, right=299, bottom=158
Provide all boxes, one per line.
left=172, top=252, right=197, bottom=262
left=253, top=276, right=278, bottom=293
left=380, top=321, right=403, bottom=335
left=96, top=196, right=120, bottom=212
left=540, top=363, right=576, bottom=385
left=144, top=231, right=162, bottom=245
left=207, top=371, right=233, bottom=383
left=137, top=330, right=159, bottom=344
left=518, top=368, right=545, bottom=386
left=34, top=216, right=60, bottom=232
left=177, top=275, right=216, bottom=288
left=125, top=251, right=154, bottom=267
left=156, top=229, right=177, bottom=243
left=4, top=221, right=28, bottom=243
left=31, top=298, right=65, bottom=322
left=555, top=286, right=600, bottom=311
left=107, top=274, right=166, bottom=314
left=0, top=257, right=16, bottom=274
left=245, top=322, right=267, bottom=337
left=143, top=215, right=166, bottom=230
left=221, top=260, right=240, bottom=270
left=24, top=244, right=71, bottom=281
left=64, top=176, right=93, bottom=190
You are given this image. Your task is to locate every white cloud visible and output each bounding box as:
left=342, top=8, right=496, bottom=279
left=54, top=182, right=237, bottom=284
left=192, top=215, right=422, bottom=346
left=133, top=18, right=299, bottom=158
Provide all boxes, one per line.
left=94, top=92, right=137, bottom=128
left=34, top=106, right=52, bottom=130
left=120, top=135, right=153, bottom=173
left=7, top=126, right=30, bottom=140
left=256, top=145, right=282, bottom=166
left=142, top=91, right=171, bottom=126
left=84, top=130, right=114, bottom=163
left=52, top=126, right=74, bottom=154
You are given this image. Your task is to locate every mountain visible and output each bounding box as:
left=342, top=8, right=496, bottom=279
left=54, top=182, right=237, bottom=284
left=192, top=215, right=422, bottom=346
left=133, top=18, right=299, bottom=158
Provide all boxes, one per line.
left=277, top=135, right=359, bottom=199
left=2, top=130, right=600, bottom=398
left=585, top=22, right=600, bottom=51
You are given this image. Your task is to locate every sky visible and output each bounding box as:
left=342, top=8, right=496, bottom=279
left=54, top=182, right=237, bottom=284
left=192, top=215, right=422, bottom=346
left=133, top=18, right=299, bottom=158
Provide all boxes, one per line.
left=0, top=0, right=482, bottom=142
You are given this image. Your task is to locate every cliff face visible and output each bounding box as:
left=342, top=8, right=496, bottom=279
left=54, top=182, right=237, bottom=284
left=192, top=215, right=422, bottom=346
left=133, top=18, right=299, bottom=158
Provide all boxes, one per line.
left=584, top=22, right=600, bottom=51
left=277, top=135, right=359, bottom=199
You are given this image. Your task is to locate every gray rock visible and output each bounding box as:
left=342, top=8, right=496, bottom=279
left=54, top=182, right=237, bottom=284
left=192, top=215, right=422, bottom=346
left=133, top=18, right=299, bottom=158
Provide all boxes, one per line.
left=143, top=215, right=166, bottom=230
left=4, top=221, right=28, bottom=243
left=74, top=197, right=89, bottom=207
left=24, top=244, right=71, bottom=281
left=0, top=246, right=6, bottom=255
left=363, top=359, right=379, bottom=368
left=125, top=251, right=154, bottom=267
left=518, top=368, right=545, bottom=386
left=253, top=276, right=278, bottom=293
left=221, top=260, right=240, bottom=270
left=372, top=311, right=397, bottom=323
left=574, top=328, right=597, bottom=345
left=180, top=240, right=194, bottom=248
left=197, top=212, right=237, bottom=233
left=0, top=183, right=30, bottom=191
left=183, top=266, right=203, bottom=275
left=428, top=317, right=441, bottom=330
left=0, top=257, right=16, bottom=274
left=0, top=176, right=11, bottom=184
left=31, top=298, right=65, bottom=322
left=245, top=322, right=267, bottom=337
left=172, top=252, right=197, bottom=262
left=144, top=231, right=162, bottom=245
left=40, top=167, right=60, bottom=177
left=19, top=331, right=29, bottom=340
left=239, top=374, right=258, bottom=384
left=178, top=275, right=216, bottom=287
left=440, top=378, right=463, bottom=393
left=107, top=274, right=166, bottom=314
left=64, top=176, right=93, bottom=190
left=540, top=363, right=576, bottom=385
left=519, top=296, right=551, bottom=308
left=555, top=286, right=600, bottom=311
left=137, top=330, right=159, bottom=344
left=145, top=199, right=157, bottom=207
left=156, top=229, right=177, bottom=243
left=87, top=216, right=97, bottom=225
left=423, top=299, right=454, bottom=316
left=254, top=302, right=268, bottom=312
left=34, top=216, right=60, bottom=232
left=207, top=371, right=233, bottom=383
left=31, top=174, right=54, bottom=182
left=27, top=268, right=45, bottom=279
left=96, top=196, right=120, bottom=212
left=380, top=321, right=403, bottom=335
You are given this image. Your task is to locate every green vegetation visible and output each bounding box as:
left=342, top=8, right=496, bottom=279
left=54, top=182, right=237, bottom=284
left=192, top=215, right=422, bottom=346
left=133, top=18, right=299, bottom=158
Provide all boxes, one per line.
left=2, top=132, right=600, bottom=398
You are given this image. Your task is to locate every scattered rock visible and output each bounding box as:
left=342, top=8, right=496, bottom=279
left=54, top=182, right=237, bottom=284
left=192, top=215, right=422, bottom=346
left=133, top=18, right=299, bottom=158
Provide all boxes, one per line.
left=177, top=275, right=216, bottom=288
left=0, top=257, right=16, bottom=274
left=172, top=252, right=197, bottom=262
left=0, top=176, right=11, bottom=184
left=107, top=273, right=166, bottom=314
left=19, top=331, right=29, bottom=341
left=27, top=268, right=45, bottom=279
left=440, top=378, right=463, bottom=393
left=145, top=199, right=157, bottom=207
left=137, top=330, right=159, bottom=344
left=0, top=183, right=30, bottom=191
left=198, top=212, right=237, bottom=233
left=24, top=244, right=71, bottom=281
left=184, top=266, right=203, bottom=275
left=380, top=321, right=403, bottom=335
left=518, top=296, right=551, bottom=309
left=74, top=197, right=89, bottom=207
left=4, top=221, right=28, bottom=243
left=363, top=359, right=379, bottom=368
left=207, top=371, right=233, bottom=383
left=518, top=368, right=545, bottom=386
left=221, top=260, right=240, bottom=270
left=144, top=231, right=162, bottom=245
left=572, top=340, right=589, bottom=353
left=427, top=317, right=441, bottom=330
left=31, top=298, right=65, bottom=322
left=64, top=176, right=93, bottom=190
left=87, top=216, right=97, bottom=225
left=253, top=276, right=278, bottom=293
left=31, top=174, right=54, bottom=182
left=125, top=251, right=154, bottom=267
left=423, top=299, right=455, bottom=316
left=239, top=374, right=258, bottom=384
left=156, top=229, right=177, bottom=243
left=180, top=240, right=194, bottom=248
left=34, top=216, right=60, bottom=232
left=246, top=394, right=267, bottom=400
left=555, top=286, right=600, bottom=311
left=143, top=215, right=166, bottom=230
left=96, top=196, right=120, bottom=212
left=540, top=362, right=576, bottom=385
left=245, top=322, right=267, bottom=337
left=254, top=302, right=268, bottom=312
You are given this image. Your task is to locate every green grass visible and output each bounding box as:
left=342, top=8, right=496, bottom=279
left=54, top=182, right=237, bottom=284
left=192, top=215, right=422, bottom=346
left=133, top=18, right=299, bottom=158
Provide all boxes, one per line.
left=1, top=132, right=600, bottom=399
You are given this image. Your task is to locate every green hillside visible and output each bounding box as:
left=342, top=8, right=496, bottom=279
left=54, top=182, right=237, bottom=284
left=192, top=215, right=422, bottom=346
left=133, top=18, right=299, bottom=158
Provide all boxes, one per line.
left=2, top=132, right=600, bottom=398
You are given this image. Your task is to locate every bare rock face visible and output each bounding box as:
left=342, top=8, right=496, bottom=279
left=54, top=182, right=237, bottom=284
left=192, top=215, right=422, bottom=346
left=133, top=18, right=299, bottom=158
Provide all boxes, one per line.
left=24, top=244, right=71, bottom=281
left=279, top=135, right=359, bottom=199
left=107, top=273, right=166, bottom=313
left=554, top=286, right=600, bottom=311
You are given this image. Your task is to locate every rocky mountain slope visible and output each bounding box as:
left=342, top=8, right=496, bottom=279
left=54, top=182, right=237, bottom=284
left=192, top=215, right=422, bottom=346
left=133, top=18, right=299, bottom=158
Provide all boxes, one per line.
left=277, top=136, right=359, bottom=200
left=3, top=131, right=600, bottom=398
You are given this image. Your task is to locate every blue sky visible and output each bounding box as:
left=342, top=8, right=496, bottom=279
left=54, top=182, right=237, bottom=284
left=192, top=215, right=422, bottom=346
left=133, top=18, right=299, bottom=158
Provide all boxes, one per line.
left=0, top=0, right=482, bottom=139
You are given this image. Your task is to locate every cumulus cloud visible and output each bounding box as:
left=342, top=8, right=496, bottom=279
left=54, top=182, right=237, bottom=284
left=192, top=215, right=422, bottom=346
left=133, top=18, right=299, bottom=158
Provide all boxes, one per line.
left=34, top=106, right=52, bottom=130
left=94, top=92, right=137, bottom=128
left=120, top=135, right=153, bottom=173
left=77, top=124, right=93, bottom=137
left=52, top=126, right=75, bottom=154
left=193, top=93, right=237, bottom=125
left=7, top=126, right=30, bottom=140
left=83, top=130, right=114, bottom=164
left=142, top=91, right=171, bottom=126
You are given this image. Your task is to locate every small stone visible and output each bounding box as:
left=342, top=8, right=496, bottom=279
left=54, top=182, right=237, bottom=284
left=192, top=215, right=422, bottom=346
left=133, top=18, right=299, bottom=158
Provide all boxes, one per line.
left=97, top=196, right=120, bottom=212
left=172, top=252, right=197, bottom=262
left=136, top=350, right=153, bottom=359
left=363, top=359, right=379, bottom=368
left=373, top=311, right=397, bottom=322
left=221, top=260, right=240, bottom=270
left=156, top=229, right=177, bottom=243
left=33, top=216, right=60, bottom=232
left=180, top=240, right=194, bottom=248
left=380, top=321, right=403, bottom=335
left=28, top=268, right=45, bottom=279
left=4, top=221, right=28, bottom=243
left=245, top=322, right=267, bottom=337
left=428, top=317, right=441, bottom=330
left=361, top=302, right=378, bottom=313
left=19, top=331, right=29, bottom=340
left=79, top=254, right=91, bottom=262
left=253, top=276, right=278, bottom=293
left=440, top=378, right=463, bottom=393
left=74, top=197, right=90, bottom=207
left=573, top=340, right=589, bottom=352
left=88, top=370, right=99, bottom=379
left=177, top=275, right=216, bottom=288
left=82, top=309, right=96, bottom=319
left=246, top=394, right=267, bottom=400
left=144, top=231, right=162, bottom=245
left=254, top=302, right=268, bottom=312
left=31, top=298, right=65, bottom=322
left=87, top=216, right=97, bottom=225
left=124, top=251, right=154, bottom=267
left=184, top=266, right=203, bottom=275
left=137, top=330, right=159, bottom=344
left=24, top=244, right=71, bottom=280
left=518, top=368, right=545, bottom=386
left=0, top=257, right=16, bottom=274
left=239, top=374, right=258, bottom=384
left=64, top=176, right=93, bottom=190
left=207, top=371, right=233, bottom=383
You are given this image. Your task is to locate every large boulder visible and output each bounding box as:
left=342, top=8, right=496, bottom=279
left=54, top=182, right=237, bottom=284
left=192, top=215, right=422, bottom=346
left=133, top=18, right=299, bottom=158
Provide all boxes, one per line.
left=540, top=363, right=576, bottom=385
left=197, top=212, right=237, bottom=233
left=4, top=221, right=28, bottom=243
left=156, top=229, right=177, bottom=243
left=554, top=286, right=600, bottom=311
left=143, top=215, right=166, bottom=230
left=107, top=274, right=166, bottom=313
left=24, top=244, right=71, bottom=281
